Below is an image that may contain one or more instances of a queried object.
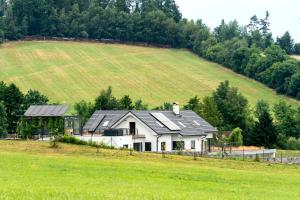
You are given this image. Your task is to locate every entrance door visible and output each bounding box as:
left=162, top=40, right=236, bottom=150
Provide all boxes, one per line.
left=133, top=142, right=142, bottom=152
left=129, top=122, right=136, bottom=135
left=145, top=142, right=152, bottom=152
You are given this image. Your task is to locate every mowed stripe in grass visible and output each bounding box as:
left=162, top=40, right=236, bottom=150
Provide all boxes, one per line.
left=0, top=141, right=299, bottom=200
left=0, top=41, right=299, bottom=108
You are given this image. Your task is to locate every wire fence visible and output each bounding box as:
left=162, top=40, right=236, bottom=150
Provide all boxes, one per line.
left=157, top=149, right=300, bottom=164
left=1, top=136, right=300, bottom=164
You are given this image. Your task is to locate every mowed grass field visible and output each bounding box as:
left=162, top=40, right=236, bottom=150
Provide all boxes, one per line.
left=0, top=41, right=299, bottom=108
left=0, top=141, right=299, bottom=200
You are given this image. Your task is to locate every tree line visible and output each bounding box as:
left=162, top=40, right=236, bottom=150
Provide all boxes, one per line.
left=75, top=82, right=300, bottom=150
left=0, top=0, right=299, bottom=99
left=0, top=81, right=48, bottom=137
left=184, top=81, right=300, bottom=149
left=0, top=80, right=300, bottom=149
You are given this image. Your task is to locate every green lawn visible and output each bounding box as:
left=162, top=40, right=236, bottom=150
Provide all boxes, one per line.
left=0, top=41, right=299, bottom=109
left=0, top=141, right=299, bottom=200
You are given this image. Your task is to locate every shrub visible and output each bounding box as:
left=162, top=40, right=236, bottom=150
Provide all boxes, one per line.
left=276, top=133, right=288, bottom=149
left=50, top=136, right=61, bottom=148
left=59, top=135, right=87, bottom=145
left=254, top=154, right=260, bottom=162
left=88, top=140, right=115, bottom=149
left=59, top=135, right=115, bottom=149
left=286, top=137, right=300, bottom=150
left=229, top=127, right=243, bottom=147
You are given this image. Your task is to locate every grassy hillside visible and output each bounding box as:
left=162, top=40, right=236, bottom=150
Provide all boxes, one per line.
left=0, top=141, right=299, bottom=200
left=0, top=41, right=299, bottom=108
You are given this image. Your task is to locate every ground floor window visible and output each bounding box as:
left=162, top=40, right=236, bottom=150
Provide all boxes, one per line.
left=123, top=144, right=129, bottom=149
left=161, top=142, right=166, bottom=151
left=133, top=143, right=142, bottom=152
left=191, top=140, right=195, bottom=150
left=172, top=141, right=185, bottom=151
left=145, top=142, right=152, bottom=152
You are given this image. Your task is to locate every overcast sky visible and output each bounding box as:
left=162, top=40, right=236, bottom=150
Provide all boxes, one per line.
left=175, top=0, right=300, bottom=42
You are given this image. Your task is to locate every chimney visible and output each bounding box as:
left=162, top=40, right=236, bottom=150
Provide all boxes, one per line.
left=173, top=102, right=180, bottom=115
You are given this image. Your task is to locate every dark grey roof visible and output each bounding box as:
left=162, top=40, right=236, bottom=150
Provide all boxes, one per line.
left=24, top=105, right=68, bottom=117
left=84, top=110, right=217, bottom=136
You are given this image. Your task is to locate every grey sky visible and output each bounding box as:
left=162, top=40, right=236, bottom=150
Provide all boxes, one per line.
left=175, top=0, right=300, bottom=42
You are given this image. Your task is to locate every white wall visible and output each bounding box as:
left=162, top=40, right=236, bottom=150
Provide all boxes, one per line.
left=157, top=135, right=172, bottom=152
left=171, top=135, right=205, bottom=152
left=77, top=134, right=209, bottom=153
left=156, top=134, right=208, bottom=152
left=112, top=114, right=159, bottom=152
left=75, top=135, right=133, bottom=148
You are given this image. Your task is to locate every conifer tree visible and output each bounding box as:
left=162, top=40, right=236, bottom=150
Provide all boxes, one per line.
left=0, top=101, right=8, bottom=138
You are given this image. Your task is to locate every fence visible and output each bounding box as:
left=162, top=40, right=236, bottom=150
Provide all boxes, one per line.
left=2, top=135, right=300, bottom=164
left=158, top=148, right=300, bottom=164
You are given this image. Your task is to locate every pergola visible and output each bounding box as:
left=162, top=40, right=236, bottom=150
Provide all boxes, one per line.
left=23, top=105, right=82, bottom=138
left=24, top=105, right=69, bottom=117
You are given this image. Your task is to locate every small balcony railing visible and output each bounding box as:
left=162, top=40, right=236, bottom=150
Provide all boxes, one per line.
left=123, top=128, right=145, bottom=138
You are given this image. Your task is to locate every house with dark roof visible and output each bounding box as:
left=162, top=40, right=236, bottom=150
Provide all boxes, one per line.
left=81, top=103, right=218, bottom=153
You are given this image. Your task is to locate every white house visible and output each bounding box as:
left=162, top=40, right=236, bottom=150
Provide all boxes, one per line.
left=80, top=103, right=218, bottom=153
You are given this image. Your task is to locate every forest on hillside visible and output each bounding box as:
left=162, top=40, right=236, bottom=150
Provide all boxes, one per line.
left=0, top=0, right=300, bottom=100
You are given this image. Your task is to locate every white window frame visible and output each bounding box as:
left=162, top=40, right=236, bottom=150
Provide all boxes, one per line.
left=102, top=121, right=110, bottom=127
left=191, top=140, right=195, bottom=150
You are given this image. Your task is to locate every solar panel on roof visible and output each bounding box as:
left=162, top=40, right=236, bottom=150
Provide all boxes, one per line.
left=156, top=121, right=164, bottom=127
left=150, top=113, right=181, bottom=131
left=102, top=121, right=109, bottom=127
left=88, top=114, right=105, bottom=132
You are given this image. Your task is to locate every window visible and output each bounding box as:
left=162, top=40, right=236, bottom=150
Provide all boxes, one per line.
left=129, top=122, right=136, bottom=135
left=102, top=121, right=109, bottom=127
left=161, top=142, right=166, bottom=151
left=172, top=141, right=185, bottom=151
left=133, top=143, right=142, bottom=152
left=145, top=142, right=152, bottom=152
left=123, top=144, right=129, bottom=149
left=178, top=122, right=186, bottom=128
left=191, top=140, right=195, bottom=150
